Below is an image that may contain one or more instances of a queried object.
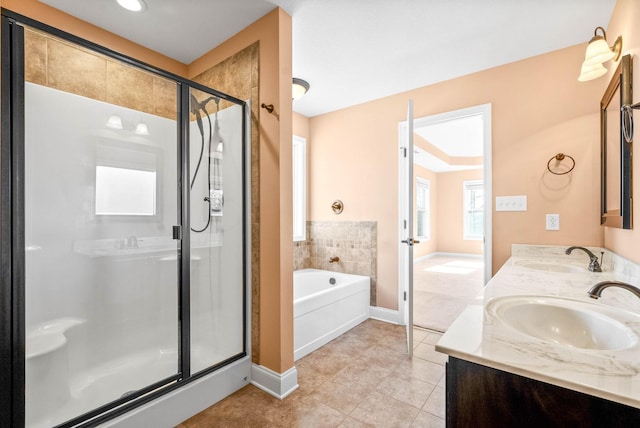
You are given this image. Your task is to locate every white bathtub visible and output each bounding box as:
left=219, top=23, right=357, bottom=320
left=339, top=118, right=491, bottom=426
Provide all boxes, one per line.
left=294, top=269, right=370, bottom=361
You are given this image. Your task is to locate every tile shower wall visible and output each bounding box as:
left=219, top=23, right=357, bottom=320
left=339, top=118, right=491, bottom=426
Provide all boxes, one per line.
left=25, top=28, right=176, bottom=119
left=294, top=221, right=378, bottom=305
left=191, top=44, right=261, bottom=364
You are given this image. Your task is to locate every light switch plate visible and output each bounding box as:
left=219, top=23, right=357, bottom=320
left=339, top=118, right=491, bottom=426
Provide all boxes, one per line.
left=496, top=196, right=527, bottom=212
left=546, top=214, right=560, bottom=230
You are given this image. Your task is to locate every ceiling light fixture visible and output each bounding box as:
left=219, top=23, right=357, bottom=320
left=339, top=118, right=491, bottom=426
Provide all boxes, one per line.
left=578, top=26, right=622, bottom=82
left=116, top=0, right=147, bottom=13
left=292, top=78, right=310, bottom=100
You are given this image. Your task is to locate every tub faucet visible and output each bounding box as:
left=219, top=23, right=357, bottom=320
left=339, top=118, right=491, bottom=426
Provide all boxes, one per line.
left=127, top=235, right=138, bottom=249
left=329, top=256, right=340, bottom=263
left=588, top=281, right=640, bottom=299
left=565, top=246, right=602, bottom=272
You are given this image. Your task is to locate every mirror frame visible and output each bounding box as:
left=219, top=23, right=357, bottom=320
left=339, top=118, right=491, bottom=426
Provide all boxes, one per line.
left=601, top=54, right=633, bottom=229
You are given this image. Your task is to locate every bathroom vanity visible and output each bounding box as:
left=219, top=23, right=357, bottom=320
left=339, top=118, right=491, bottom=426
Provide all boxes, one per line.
left=436, top=245, right=640, bottom=427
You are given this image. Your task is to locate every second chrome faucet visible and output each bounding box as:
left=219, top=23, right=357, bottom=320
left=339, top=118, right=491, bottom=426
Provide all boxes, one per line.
left=565, top=246, right=602, bottom=272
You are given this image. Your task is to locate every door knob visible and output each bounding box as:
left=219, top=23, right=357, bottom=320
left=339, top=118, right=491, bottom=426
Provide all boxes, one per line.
left=401, top=238, right=420, bottom=246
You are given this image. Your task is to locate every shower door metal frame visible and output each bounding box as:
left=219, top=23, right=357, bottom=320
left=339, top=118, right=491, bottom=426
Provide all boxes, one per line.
left=0, top=10, right=249, bottom=428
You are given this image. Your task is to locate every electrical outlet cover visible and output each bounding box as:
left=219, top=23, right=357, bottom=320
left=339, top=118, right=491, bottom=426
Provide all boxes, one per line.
left=546, top=214, right=560, bottom=230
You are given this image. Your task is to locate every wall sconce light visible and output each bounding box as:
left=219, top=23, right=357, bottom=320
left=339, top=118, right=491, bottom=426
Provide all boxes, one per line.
left=106, top=115, right=123, bottom=129
left=292, top=78, right=310, bottom=100
left=578, top=26, right=623, bottom=82
left=135, top=122, right=149, bottom=135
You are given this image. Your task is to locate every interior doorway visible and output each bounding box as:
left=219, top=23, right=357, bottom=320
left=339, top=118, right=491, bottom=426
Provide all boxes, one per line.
left=398, top=103, right=491, bottom=333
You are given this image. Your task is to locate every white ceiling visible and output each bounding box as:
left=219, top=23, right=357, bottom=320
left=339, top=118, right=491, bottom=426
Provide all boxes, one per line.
left=38, top=0, right=616, bottom=118
left=414, top=114, right=484, bottom=172
left=415, top=114, right=484, bottom=158
left=414, top=146, right=482, bottom=173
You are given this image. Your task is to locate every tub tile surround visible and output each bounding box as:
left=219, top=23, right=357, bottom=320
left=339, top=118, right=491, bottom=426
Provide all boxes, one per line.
left=437, top=244, right=640, bottom=409
left=294, top=221, right=377, bottom=305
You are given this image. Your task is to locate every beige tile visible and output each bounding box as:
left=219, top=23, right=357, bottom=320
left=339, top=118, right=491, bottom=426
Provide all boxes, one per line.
left=295, top=360, right=333, bottom=395
left=178, top=320, right=445, bottom=427
left=359, top=343, right=408, bottom=371
left=106, top=61, right=154, bottom=113
left=47, top=38, right=106, bottom=101
left=413, top=343, right=448, bottom=366
left=310, top=377, right=374, bottom=414
left=152, top=76, right=177, bottom=119
left=321, top=334, right=372, bottom=358
left=375, top=372, right=436, bottom=409
left=422, top=332, right=442, bottom=346
left=298, top=346, right=353, bottom=377
left=333, top=359, right=392, bottom=390
left=413, top=328, right=429, bottom=344
left=25, top=29, right=47, bottom=86
left=339, top=417, right=376, bottom=427
left=422, top=387, right=446, bottom=419
left=410, top=411, right=445, bottom=428
left=350, top=391, right=420, bottom=428
left=288, top=394, right=347, bottom=428
left=394, top=357, right=445, bottom=385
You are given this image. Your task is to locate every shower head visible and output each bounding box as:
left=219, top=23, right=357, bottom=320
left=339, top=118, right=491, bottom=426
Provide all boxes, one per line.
left=190, top=94, right=204, bottom=136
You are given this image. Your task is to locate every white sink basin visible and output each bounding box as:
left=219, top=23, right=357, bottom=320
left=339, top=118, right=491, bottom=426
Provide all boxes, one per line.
left=513, top=259, right=586, bottom=273
left=487, top=296, right=638, bottom=351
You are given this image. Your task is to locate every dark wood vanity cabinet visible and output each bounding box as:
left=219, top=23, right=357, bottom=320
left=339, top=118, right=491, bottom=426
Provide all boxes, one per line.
left=446, top=357, right=640, bottom=427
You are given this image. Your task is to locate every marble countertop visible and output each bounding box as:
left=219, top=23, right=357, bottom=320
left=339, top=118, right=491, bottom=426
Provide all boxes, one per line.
left=436, top=244, right=640, bottom=409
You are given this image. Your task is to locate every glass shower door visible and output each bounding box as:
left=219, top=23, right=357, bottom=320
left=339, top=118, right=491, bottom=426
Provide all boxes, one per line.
left=188, top=88, right=245, bottom=374
left=22, top=27, right=180, bottom=427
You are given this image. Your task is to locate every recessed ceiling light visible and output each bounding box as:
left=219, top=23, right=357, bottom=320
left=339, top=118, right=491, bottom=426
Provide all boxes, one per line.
left=116, top=0, right=147, bottom=13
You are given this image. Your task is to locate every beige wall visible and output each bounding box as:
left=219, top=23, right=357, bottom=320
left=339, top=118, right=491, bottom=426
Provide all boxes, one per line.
left=309, top=42, right=603, bottom=310
left=604, top=0, right=640, bottom=264
left=188, top=8, right=294, bottom=373
left=436, top=169, right=484, bottom=255
left=412, top=166, right=483, bottom=259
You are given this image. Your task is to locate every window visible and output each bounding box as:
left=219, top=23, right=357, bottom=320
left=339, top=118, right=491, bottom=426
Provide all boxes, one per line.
left=464, top=180, right=484, bottom=240
left=416, top=178, right=430, bottom=240
left=95, top=165, right=156, bottom=216
left=292, top=136, right=307, bottom=241
left=94, top=140, right=161, bottom=220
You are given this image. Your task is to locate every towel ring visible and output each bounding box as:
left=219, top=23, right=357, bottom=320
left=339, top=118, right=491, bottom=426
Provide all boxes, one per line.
left=547, top=153, right=575, bottom=175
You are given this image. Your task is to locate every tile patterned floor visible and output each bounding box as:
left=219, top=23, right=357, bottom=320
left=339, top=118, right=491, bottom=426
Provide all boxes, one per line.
left=177, top=320, right=445, bottom=427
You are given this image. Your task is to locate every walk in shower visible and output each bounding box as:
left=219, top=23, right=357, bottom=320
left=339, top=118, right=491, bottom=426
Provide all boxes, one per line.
left=1, top=12, right=249, bottom=428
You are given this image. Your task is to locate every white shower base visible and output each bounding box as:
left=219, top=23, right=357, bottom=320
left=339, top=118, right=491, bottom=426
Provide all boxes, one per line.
left=27, top=346, right=241, bottom=428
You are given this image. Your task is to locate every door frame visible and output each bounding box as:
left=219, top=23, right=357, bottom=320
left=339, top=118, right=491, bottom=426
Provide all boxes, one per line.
left=397, top=103, right=492, bottom=327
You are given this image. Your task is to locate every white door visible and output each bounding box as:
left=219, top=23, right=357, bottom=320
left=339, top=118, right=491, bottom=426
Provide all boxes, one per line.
left=399, top=100, right=416, bottom=355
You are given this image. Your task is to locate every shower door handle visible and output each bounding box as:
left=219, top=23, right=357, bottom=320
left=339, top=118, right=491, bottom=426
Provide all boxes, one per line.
left=401, top=238, right=420, bottom=246
left=173, top=225, right=182, bottom=240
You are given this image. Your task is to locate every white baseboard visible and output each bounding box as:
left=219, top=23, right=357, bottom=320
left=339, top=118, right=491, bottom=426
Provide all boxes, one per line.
left=250, top=364, right=298, bottom=400
left=369, top=306, right=401, bottom=324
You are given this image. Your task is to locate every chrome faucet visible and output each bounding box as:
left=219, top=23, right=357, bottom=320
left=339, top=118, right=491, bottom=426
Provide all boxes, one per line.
left=565, top=246, right=602, bottom=272
left=127, top=235, right=138, bottom=249
left=588, top=281, right=640, bottom=299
